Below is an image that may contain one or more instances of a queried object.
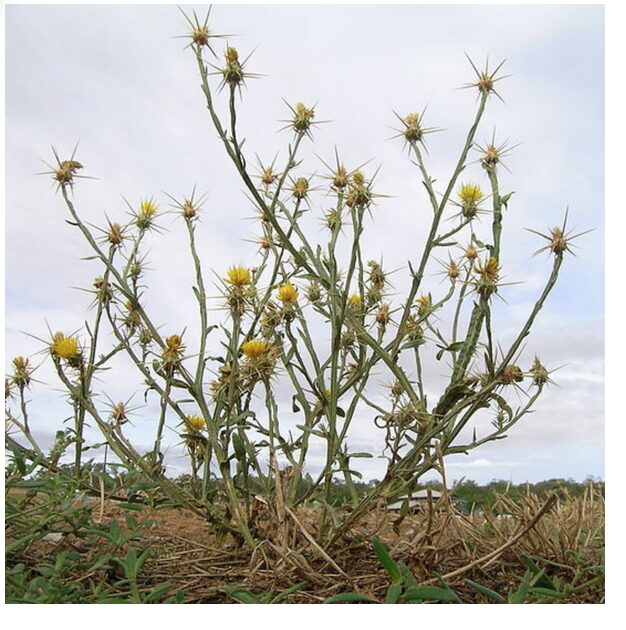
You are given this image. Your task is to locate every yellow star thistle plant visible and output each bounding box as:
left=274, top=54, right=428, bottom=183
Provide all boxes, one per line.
left=12, top=8, right=591, bottom=556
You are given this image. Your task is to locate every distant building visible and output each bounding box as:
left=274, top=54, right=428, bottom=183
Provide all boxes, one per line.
left=387, top=490, right=446, bottom=512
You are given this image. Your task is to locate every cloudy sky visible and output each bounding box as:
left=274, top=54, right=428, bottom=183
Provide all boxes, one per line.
left=5, top=3, right=604, bottom=484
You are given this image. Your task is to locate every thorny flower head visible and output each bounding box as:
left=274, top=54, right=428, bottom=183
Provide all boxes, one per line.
left=345, top=169, right=383, bottom=210
left=39, top=146, right=89, bottom=192
left=456, top=182, right=485, bottom=219
left=307, top=281, right=322, bottom=304
left=134, top=198, right=159, bottom=231
left=276, top=282, right=298, bottom=305
left=261, top=167, right=278, bottom=187
left=241, top=339, right=277, bottom=381
left=162, top=334, right=185, bottom=367
left=368, top=260, right=387, bottom=291
left=209, top=45, right=259, bottom=93
left=348, top=293, right=362, bottom=310
left=11, top=356, right=33, bottom=390
left=124, top=299, right=142, bottom=330
left=462, top=55, right=509, bottom=101
left=184, top=414, right=206, bottom=433
left=405, top=315, right=424, bottom=343
left=242, top=339, right=271, bottom=360
left=179, top=8, right=228, bottom=55
left=255, top=155, right=280, bottom=189
left=388, top=379, right=405, bottom=401
left=416, top=294, right=432, bottom=316
left=530, top=356, right=551, bottom=386
left=441, top=257, right=461, bottom=281
left=182, top=199, right=199, bottom=220
left=281, top=100, right=326, bottom=139
left=317, top=148, right=369, bottom=193
left=111, top=402, right=130, bottom=426
left=165, top=187, right=207, bottom=222
left=526, top=210, right=592, bottom=258
left=257, top=235, right=272, bottom=251
left=291, top=102, right=315, bottom=134
left=474, top=256, right=501, bottom=298
left=50, top=333, right=82, bottom=362
left=107, top=221, right=125, bottom=246
left=225, top=265, right=252, bottom=287
left=464, top=242, right=479, bottom=262
left=392, top=107, right=440, bottom=151
left=92, top=215, right=127, bottom=249
left=323, top=208, right=341, bottom=232
left=291, top=177, right=310, bottom=200
left=332, top=165, right=349, bottom=190
left=366, top=260, right=391, bottom=306
left=93, top=276, right=113, bottom=305
left=499, top=364, right=524, bottom=385
left=376, top=303, right=392, bottom=328
left=476, top=130, right=519, bottom=173
left=138, top=327, right=153, bottom=348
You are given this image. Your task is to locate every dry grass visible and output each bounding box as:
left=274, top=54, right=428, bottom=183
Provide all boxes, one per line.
left=27, top=485, right=596, bottom=603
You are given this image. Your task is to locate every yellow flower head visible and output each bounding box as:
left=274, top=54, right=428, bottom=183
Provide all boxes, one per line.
left=277, top=283, right=298, bottom=304
left=134, top=198, right=158, bottom=230
left=416, top=294, right=432, bottom=315
left=242, top=339, right=271, bottom=360
left=50, top=333, right=80, bottom=360
left=12, top=356, right=29, bottom=372
left=457, top=183, right=484, bottom=206
left=348, top=294, right=362, bottom=309
left=185, top=414, right=206, bottom=433
left=476, top=256, right=500, bottom=284
left=139, top=198, right=158, bottom=218
left=225, top=46, right=239, bottom=64
left=162, top=334, right=185, bottom=365
left=225, top=265, right=252, bottom=287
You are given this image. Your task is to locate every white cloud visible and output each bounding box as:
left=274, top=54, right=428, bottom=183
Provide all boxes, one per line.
left=447, top=458, right=520, bottom=469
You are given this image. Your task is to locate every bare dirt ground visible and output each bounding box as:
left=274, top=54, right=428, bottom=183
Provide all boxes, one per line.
left=18, top=489, right=603, bottom=603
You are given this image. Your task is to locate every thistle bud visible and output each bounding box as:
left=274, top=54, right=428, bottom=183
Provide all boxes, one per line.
left=531, top=356, right=549, bottom=386
left=376, top=303, right=391, bottom=328
left=108, top=223, right=124, bottom=246
left=403, top=113, right=423, bottom=142
left=292, top=177, right=309, bottom=200
left=307, top=281, right=322, bottom=303
left=292, top=102, right=315, bottom=133
left=12, top=356, right=32, bottom=389
left=500, top=364, right=524, bottom=385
